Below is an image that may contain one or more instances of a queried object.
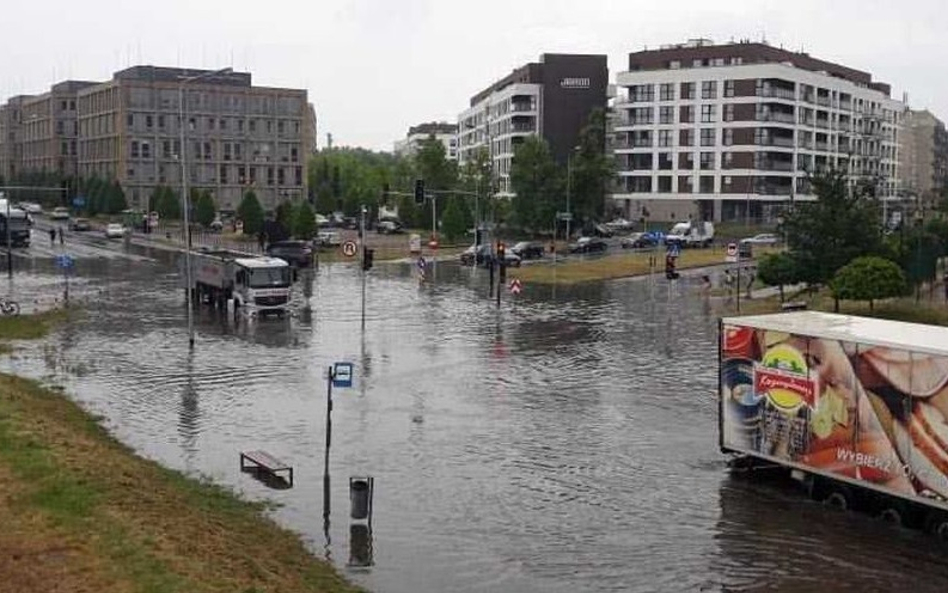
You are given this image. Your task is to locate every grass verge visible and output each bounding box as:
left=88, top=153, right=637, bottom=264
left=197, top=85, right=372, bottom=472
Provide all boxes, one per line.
left=0, top=308, right=71, bottom=341
left=513, top=246, right=781, bottom=285
left=0, top=373, right=363, bottom=592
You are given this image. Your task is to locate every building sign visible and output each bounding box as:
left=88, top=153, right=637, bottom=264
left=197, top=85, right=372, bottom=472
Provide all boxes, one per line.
left=560, top=77, right=591, bottom=89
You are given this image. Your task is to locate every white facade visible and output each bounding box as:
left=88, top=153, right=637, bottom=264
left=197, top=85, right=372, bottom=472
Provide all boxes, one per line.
left=458, top=83, right=541, bottom=196
left=611, top=60, right=904, bottom=222
left=394, top=129, right=458, bottom=160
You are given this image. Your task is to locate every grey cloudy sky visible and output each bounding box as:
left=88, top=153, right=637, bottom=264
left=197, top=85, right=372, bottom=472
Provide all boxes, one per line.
left=2, top=0, right=943, bottom=151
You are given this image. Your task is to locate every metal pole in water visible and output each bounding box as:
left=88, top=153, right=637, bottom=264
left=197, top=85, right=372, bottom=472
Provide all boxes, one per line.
left=5, top=199, right=11, bottom=279
left=324, top=365, right=334, bottom=520
left=360, top=205, right=366, bottom=331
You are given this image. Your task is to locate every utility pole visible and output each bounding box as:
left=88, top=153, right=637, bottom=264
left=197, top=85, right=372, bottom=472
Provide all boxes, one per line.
left=323, top=365, right=334, bottom=521
left=360, top=204, right=367, bottom=331
left=4, top=198, right=10, bottom=279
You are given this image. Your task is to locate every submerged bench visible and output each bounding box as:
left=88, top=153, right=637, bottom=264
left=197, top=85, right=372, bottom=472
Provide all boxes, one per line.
left=240, top=450, right=294, bottom=487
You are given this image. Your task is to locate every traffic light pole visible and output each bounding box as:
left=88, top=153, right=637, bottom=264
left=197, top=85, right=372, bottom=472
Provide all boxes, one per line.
left=360, top=205, right=366, bottom=331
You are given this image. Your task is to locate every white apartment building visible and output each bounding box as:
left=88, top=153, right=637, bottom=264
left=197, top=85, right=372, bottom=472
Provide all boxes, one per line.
left=394, top=122, right=458, bottom=160
left=611, top=40, right=904, bottom=223
left=458, top=54, right=608, bottom=197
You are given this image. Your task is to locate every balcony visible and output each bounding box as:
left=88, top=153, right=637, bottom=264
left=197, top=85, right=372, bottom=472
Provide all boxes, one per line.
left=756, top=160, right=794, bottom=172
left=511, top=122, right=535, bottom=133
left=816, top=96, right=832, bottom=107
left=511, top=103, right=536, bottom=113
left=758, top=136, right=795, bottom=148
left=759, top=87, right=796, bottom=100
left=815, top=142, right=830, bottom=151
left=815, top=120, right=830, bottom=130
left=758, top=112, right=795, bottom=124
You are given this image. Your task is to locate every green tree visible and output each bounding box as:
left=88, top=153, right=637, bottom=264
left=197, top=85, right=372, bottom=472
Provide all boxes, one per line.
left=150, top=185, right=181, bottom=220
left=237, top=190, right=264, bottom=236
left=440, top=196, right=468, bottom=243
left=275, top=200, right=296, bottom=232
left=414, top=136, right=458, bottom=230
left=781, top=169, right=885, bottom=287
left=194, top=190, right=217, bottom=227
left=293, top=201, right=316, bottom=239
left=831, top=256, right=906, bottom=311
left=569, top=108, right=614, bottom=224
left=105, top=181, right=127, bottom=214
left=510, top=136, right=561, bottom=232
left=757, top=252, right=802, bottom=302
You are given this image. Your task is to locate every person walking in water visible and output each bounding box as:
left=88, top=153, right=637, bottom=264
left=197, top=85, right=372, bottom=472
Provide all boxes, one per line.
left=48, top=228, right=56, bottom=247
left=58, top=227, right=64, bottom=246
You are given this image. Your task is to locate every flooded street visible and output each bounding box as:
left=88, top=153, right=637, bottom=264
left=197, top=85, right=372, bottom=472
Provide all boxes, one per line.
left=3, top=235, right=948, bottom=592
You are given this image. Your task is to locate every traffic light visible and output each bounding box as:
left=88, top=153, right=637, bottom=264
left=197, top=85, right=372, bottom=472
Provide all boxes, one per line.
left=362, top=248, right=375, bottom=271
left=414, top=179, right=425, bottom=204
left=496, top=242, right=505, bottom=260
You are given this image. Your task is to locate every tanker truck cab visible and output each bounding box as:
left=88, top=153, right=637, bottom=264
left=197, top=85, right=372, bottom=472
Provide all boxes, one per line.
left=232, top=256, right=292, bottom=316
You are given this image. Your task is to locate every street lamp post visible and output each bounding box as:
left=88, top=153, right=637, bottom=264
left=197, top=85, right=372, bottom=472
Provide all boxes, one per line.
left=178, top=67, right=232, bottom=349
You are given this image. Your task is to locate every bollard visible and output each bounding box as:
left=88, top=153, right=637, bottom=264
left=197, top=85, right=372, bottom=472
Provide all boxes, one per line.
left=350, top=477, right=371, bottom=520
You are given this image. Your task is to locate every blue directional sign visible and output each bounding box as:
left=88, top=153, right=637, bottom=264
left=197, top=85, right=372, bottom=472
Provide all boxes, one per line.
left=72, top=195, right=86, bottom=208
left=666, top=243, right=681, bottom=258
left=55, top=254, right=75, bottom=269
left=332, top=362, right=353, bottom=388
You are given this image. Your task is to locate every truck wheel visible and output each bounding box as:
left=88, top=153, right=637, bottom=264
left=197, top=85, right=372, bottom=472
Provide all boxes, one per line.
left=878, top=507, right=903, bottom=526
left=925, top=512, right=948, bottom=541
left=823, top=488, right=850, bottom=511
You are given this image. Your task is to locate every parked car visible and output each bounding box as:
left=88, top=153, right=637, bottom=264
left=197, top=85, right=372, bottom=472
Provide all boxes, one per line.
left=17, top=202, right=43, bottom=214
left=459, top=244, right=521, bottom=267
left=569, top=237, right=609, bottom=254
left=266, top=240, right=314, bottom=267
left=510, top=241, right=545, bottom=260
left=69, top=217, right=92, bottom=231
left=604, top=217, right=635, bottom=231
left=50, top=207, right=70, bottom=220
left=377, top=220, right=404, bottom=234
left=209, top=218, right=224, bottom=232
left=620, top=232, right=658, bottom=249
left=316, top=230, right=342, bottom=247
left=104, top=223, right=126, bottom=239
left=739, top=233, right=780, bottom=246
left=589, top=223, right=615, bottom=238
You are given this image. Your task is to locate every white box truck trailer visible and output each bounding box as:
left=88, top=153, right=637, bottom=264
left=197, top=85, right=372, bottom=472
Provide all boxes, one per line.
left=720, top=311, right=948, bottom=534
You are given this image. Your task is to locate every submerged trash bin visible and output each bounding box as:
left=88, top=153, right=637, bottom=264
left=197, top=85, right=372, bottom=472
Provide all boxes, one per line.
left=350, top=477, right=371, bottom=520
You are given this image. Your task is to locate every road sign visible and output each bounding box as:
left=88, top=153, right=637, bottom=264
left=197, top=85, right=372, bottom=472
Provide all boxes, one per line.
left=332, top=362, right=353, bottom=388
left=55, top=254, right=74, bottom=269
left=341, top=240, right=358, bottom=257
left=72, top=195, right=86, bottom=208
left=725, top=242, right=738, bottom=263
left=509, top=278, right=523, bottom=294
left=556, top=211, right=573, bottom=221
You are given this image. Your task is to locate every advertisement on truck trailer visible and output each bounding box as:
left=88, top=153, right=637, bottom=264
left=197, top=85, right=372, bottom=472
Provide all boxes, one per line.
left=721, top=317, right=948, bottom=508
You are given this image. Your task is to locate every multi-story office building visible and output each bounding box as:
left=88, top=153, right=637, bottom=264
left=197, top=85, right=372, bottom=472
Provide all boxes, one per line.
left=458, top=53, right=608, bottom=196
left=76, top=65, right=316, bottom=211
left=394, top=122, right=458, bottom=159
left=0, top=96, right=31, bottom=182
left=19, top=81, right=97, bottom=178
left=899, top=109, right=948, bottom=209
left=612, top=39, right=904, bottom=223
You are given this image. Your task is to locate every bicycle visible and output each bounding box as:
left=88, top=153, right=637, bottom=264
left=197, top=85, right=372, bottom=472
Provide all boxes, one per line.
left=0, top=297, right=20, bottom=316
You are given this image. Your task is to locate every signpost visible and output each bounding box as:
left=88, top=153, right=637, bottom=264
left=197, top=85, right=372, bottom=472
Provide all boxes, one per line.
left=509, top=278, right=523, bottom=295
left=725, top=242, right=738, bottom=263
left=341, top=240, right=358, bottom=258
left=324, top=361, right=354, bottom=521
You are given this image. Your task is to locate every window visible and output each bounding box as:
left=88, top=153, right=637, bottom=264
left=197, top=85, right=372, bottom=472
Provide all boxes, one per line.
left=238, top=119, right=244, bottom=132
left=725, top=80, right=735, bottom=98
left=678, top=176, right=694, bottom=193
left=724, top=129, right=734, bottom=146
left=700, top=128, right=716, bottom=146
left=679, top=153, right=694, bottom=169
left=141, top=142, right=151, bottom=158
left=163, top=140, right=172, bottom=158
left=659, top=83, right=675, bottom=101
left=291, top=147, right=298, bottom=162
left=657, top=176, right=673, bottom=192
left=220, top=118, right=227, bottom=130
left=249, top=119, right=256, bottom=132
left=69, top=100, right=76, bottom=111
left=680, top=82, right=695, bottom=100
left=699, top=176, right=715, bottom=193
left=208, top=118, right=215, bottom=130
left=278, top=168, right=285, bottom=185
left=701, top=81, right=717, bottom=99
left=127, top=114, right=134, bottom=128
left=189, top=117, right=196, bottom=131
left=224, top=143, right=232, bottom=161
left=724, top=104, right=735, bottom=122
left=158, top=114, right=165, bottom=128
left=60, top=141, right=68, bottom=156
left=130, top=140, right=139, bottom=158
left=295, top=167, right=303, bottom=186
left=266, top=120, right=273, bottom=134
left=267, top=166, right=275, bottom=185
left=700, top=152, right=715, bottom=170
left=659, top=106, right=675, bottom=124
left=669, top=60, right=681, bottom=69
left=658, top=130, right=673, bottom=147
left=235, top=143, right=242, bottom=160
left=220, top=165, right=228, bottom=184
left=629, top=176, right=652, bottom=192
left=680, top=105, right=695, bottom=123
left=203, top=142, right=211, bottom=160
left=658, top=152, right=673, bottom=170
left=277, top=121, right=285, bottom=135
left=127, top=168, right=135, bottom=179
left=679, top=129, right=694, bottom=147
left=631, top=84, right=654, bottom=102
left=632, top=107, right=653, bottom=125
left=146, top=115, right=153, bottom=129
left=630, top=153, right=653, bottom=170
left=701, top=105, right=716, bottom=123
left=723, top=152, right=734, bottom=168
left=56, top=121, right=64, bottom=135
left=632, top=130, right=652, bottom=147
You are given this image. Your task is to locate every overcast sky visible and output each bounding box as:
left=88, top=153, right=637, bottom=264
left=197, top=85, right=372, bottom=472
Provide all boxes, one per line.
left=1, top=0, right=943, bottom=151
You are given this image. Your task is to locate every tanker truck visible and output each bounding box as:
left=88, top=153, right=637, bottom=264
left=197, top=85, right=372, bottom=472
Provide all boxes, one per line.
left=181, top=249, right=292, bottom=317
left=721, top=311, right=948, bottom=536
left=0, top=197, right=32, bottom=247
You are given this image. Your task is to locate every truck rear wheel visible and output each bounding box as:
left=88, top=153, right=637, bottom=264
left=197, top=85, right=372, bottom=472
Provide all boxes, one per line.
left=878, top=507, right=903, bottom=526
left=925, top=512, right=948, bottom=541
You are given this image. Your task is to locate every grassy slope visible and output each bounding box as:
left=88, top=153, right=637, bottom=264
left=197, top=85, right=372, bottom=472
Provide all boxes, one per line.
left=0, top=310, right=362, bottom=593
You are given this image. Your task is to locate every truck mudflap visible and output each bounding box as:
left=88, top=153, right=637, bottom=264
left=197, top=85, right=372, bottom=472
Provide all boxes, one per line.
left=720, top=321, right=948, bottom=515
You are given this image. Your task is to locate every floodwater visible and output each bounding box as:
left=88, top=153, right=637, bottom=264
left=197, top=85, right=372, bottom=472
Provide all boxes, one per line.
left=3, top=232, right=948, bottom=592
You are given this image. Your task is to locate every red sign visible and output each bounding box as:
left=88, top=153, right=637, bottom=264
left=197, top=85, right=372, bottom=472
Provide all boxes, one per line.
left=754, top=367, right=818, bottom=408
left=509, top=279, right=522, bottom=294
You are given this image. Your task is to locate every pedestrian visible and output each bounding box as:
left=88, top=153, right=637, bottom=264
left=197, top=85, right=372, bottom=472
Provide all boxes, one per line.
left=58, top=227, right=64, bottom=246
left=745, top=267, right=756, bottom=299
left=48, top=228, right=56, bottom=246
left=700, top=274, right=712, bottom=294
left=724, top=269, right=734, bottom=296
